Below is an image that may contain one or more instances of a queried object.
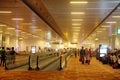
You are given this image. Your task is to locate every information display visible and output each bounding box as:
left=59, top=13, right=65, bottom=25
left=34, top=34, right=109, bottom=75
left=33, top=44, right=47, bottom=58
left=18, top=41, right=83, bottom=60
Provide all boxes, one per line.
left=31, top=46, right=36, bottom=54
left=99, top=45, right=107, bottom=57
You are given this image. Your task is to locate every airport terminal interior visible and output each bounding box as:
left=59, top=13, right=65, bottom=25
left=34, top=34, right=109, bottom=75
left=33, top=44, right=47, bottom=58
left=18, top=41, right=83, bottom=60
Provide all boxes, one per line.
left=0, top=0, right=120, bottom=80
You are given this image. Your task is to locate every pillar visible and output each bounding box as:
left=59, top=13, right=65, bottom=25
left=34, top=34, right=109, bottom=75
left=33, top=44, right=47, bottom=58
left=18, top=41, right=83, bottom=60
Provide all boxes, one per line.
left=5, top=34, right=10, bottom=47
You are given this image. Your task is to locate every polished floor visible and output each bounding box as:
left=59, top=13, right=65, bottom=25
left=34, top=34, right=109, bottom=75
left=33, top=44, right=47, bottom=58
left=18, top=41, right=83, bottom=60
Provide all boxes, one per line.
left=0, top=56, right=120, bottom=80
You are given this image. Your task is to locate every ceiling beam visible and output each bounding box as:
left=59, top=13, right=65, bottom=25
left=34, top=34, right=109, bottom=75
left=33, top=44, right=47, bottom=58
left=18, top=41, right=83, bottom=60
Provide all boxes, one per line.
left=21, top=0, right=67, bottom=41
left=84, top=3, right=120, bottom=41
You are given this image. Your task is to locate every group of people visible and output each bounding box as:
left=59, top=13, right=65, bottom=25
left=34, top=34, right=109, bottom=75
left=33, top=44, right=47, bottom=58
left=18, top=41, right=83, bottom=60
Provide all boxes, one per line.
left=0, top=47, right=16, bottom=66
left=80, top=46, right=92, bottom=65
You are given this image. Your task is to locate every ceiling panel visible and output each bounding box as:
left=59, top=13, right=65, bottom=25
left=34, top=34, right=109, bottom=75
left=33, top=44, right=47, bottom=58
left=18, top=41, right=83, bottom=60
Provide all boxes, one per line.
left=42, top=0, right=120, bottom=43
left=0, top=0, right=120, bottom=45
left=0, top=0, right=61, bottom=41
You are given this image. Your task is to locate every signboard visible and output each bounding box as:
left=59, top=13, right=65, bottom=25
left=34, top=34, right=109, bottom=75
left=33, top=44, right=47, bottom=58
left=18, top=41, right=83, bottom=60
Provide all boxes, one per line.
left=99, top=45, right=107, bottom=57
left=31, top=46, right=36, bottom=54
left=117, top=28, right=120, bottom=35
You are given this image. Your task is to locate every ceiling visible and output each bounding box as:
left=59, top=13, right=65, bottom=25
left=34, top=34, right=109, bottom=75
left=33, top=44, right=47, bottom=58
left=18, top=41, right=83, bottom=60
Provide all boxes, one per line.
left=0, top=0, right=120, bottom=44
left=0, top=0, right=61, bottom=41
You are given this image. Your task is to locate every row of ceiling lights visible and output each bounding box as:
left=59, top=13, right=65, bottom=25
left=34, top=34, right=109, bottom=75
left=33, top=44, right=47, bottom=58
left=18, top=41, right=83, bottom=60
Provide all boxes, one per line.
left=70, top=1, right=88, bottom=42
left=92, top=14, right=120, bottom=41
left=69, top=1, right=120, bottom=42
left=0, top=11, right=41, bottom=39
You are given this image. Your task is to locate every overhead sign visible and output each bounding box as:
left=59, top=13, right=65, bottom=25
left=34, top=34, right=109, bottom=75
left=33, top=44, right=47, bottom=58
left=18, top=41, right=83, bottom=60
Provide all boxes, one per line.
left=117, top=28, right=120, bottom=35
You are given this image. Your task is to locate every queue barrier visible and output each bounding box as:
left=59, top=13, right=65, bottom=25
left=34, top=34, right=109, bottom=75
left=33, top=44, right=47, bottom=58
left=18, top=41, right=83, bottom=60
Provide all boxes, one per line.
left=5, top=54, right=29, bottom=70
left=4, top=51, right=72, bottom=71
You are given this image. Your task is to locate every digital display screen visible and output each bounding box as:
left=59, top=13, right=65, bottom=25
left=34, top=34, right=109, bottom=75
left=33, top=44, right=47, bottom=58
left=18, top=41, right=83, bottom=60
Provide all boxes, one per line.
left=99, top=45, right=107, bottom=57
left=31, top=46, right=36, bottom=53
left=100, top=48, right=107, bottom=54
left=100, top=45, right=107, bottom=54
left=100, top=53, right=105, bottom=57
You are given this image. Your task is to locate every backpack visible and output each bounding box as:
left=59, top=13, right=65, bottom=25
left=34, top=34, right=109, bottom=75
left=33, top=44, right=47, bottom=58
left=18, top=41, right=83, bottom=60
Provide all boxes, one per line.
left=80, top=49, right=85, bottom=55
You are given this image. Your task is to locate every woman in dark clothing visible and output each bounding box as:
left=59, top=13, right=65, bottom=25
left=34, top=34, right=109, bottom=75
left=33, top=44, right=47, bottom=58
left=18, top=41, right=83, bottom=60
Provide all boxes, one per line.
left=0, top=47, right=6, bottom=66
left=10, top=47, right=16, bottom=64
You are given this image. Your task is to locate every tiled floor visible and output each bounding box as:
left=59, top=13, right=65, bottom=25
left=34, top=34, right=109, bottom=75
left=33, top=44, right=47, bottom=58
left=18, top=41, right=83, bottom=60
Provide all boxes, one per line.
left=0, top=56, right=119, bottom=80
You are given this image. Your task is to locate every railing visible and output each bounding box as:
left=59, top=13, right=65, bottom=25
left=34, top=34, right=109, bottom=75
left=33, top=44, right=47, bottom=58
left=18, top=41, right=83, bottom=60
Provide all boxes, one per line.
left=28, top=52, right=60, bottom=71
left=59, top=51, right=73, bottom=70
left=5, top=54, right=29, bottom=70
left=4, top=50, right=73, bottom=71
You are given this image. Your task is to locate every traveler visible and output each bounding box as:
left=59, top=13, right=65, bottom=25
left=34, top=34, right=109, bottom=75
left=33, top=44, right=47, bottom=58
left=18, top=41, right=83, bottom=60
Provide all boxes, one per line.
left=87, top=48, right=92, bottom=65
left=5, top=48, right=11, bottom=64
left=10, top=47, right=16, bottom=64
left=80, top=46, right=86, bottom=64
left=0, top=47, right=6, bottom=66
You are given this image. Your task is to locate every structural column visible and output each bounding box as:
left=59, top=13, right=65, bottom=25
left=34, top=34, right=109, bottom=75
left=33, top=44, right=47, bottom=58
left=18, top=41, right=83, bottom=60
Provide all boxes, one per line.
left=5, top=34, right=10, bottom=47
left=109, top=35, right=116, bottom=49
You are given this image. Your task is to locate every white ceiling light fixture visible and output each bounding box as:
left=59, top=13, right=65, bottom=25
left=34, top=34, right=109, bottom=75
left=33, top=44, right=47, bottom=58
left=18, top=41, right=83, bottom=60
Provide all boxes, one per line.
left=7, top=27, right=15, bottom=30
left=71, top=12, right=85, bottom=14
left=0, top=11, right=12, bottom=13
left=72, top=30, right=80, bottom=31
left=72, top=23, right=81, bottom=26
left=12, top=18, right=24, bottom=21
left=99, top=28, right=106, bottom=30
left=106, top=21, right=117, bottom=24
left=72, top=19, right=83, bottom=21
left=72, top=27, right=81, bottom=28
left=95, top=38, right=99, bottom=40
left=112, top=16, right=120, bottom=18
left=101, top=25, right=110, bottom=27
left=70, top=1, right=88, bottom=4
left=0, top=24, right=7, bottom=26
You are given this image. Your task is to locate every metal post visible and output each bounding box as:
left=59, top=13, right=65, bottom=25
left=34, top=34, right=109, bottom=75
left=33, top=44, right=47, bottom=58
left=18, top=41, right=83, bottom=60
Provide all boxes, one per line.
left=28, top=55, right=32, bottom=70
left=59, top=56, right=62, bottom=70
left=35, top=56, right=39, bottom=70
left=65, top=54, right=67, bottom=68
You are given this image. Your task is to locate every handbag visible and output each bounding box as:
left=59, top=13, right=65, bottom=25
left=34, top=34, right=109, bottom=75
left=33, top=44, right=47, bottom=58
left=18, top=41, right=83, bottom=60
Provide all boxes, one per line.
left=79, top=58, right=82, bottom=62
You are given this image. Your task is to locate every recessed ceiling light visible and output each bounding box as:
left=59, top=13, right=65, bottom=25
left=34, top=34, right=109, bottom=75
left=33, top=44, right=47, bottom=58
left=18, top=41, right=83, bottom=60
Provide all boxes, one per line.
left=72, top=27, right=81, bottom=28
left=101, top=25, right=110, bottom=27
left=0, top=11, right=12, bottom=13
left=72, top=19, right=83, bottom=21
left=95, top=38, right=99, bottom=40
left=106, top=21, right=116, bottom=24
left=72, top=23, right=81, bottom=25
left=12, top=18, right=24, bottom=21
left=72, top=30, right=80, bottom=31
left=70, top=1, right=88, bottom=4
left=71, top=12, right=85, bottom=14
left=99, top=28, right=106, bottom=30
left=0, top=24, right=7, bottom=26
left=7, top=27, right=15, bottom=30
left=112, top=16, right=120, bottom=18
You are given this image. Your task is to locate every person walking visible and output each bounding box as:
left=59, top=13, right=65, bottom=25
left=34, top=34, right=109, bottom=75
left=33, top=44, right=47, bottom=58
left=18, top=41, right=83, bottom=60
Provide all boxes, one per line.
left=80, top=46, right=86, bottom=64
left=87, top=48, right=92, bottom=65
left=10, top=47, right=16, bottom=64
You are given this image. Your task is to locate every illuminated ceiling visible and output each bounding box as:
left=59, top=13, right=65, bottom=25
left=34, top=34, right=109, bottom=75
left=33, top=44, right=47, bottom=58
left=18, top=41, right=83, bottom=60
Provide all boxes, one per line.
left=0, top=0, right=120, bottom=44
